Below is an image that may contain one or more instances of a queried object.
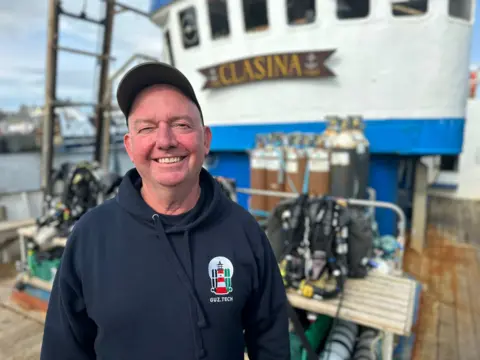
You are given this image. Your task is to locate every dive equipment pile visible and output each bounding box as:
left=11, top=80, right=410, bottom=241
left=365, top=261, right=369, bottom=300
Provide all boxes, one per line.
left=267, top=195, right=374, bottom=301
left=248, top=115, right=404, bottom=359
left=15, top=161, right=123, bottom=292
left=263, top=183, right=392, bottom=359
left=35, top=161, right=122, bottom=245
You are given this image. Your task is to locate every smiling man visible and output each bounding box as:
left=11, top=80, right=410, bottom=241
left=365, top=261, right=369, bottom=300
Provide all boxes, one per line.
left=40, top=62, right=290, bottom=360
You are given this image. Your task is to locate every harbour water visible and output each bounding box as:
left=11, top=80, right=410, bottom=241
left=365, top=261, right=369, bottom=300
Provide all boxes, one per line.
left=0, top=150, right=133, bottom=194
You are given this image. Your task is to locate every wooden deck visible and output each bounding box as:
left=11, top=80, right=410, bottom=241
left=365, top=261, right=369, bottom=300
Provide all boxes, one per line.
left=0, top=265, right=44, bottom=360
left=404, top=227, right=480, bottom=360
left=287, top=270, right=417, bottom=336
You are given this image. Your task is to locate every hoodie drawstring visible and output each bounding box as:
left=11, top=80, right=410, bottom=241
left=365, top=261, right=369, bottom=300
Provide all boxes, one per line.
left=152, top=214, right=207, bottom=359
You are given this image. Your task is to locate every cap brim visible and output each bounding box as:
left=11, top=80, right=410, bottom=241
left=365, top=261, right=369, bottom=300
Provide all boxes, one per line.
left=116, top=61, right=201, bottom=121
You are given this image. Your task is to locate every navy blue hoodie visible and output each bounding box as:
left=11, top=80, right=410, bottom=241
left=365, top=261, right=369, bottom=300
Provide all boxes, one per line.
left=40, top=167, right=290, bottom=360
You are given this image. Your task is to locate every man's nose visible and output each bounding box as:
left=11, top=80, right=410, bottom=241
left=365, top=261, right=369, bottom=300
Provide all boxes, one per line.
left=155, top=124, right=178, bottom=149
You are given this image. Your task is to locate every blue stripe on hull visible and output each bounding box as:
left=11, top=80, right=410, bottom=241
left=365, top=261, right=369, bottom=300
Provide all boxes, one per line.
left=208, top=118, right=464, bottom=155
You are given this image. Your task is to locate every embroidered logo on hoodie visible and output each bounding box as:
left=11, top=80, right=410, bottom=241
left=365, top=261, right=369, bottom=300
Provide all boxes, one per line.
left=208, top=256, right=234, bottom=302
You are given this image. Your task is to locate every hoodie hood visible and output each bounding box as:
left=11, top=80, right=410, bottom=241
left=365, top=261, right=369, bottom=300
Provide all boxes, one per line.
left=116, top=166, right=226, bottom=232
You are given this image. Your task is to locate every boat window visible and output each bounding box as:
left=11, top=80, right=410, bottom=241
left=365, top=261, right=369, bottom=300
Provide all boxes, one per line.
left=391, top=1, right=428, bottom=17
left=207, top=0, right=230, bottom=39
left=287, top=0, right=316, bottom=25
left=337, top=0, right=369, bottom=19
left=440, top=155, right=458, bottom=172
left=242, top=0, right=269, bottom=32
left=179, top=6, right=200, bottom=49
left=449, top=0, right=472, bottom=21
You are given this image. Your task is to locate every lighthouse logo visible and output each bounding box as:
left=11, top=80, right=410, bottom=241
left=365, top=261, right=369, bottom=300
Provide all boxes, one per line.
left=208, top=256, right=234, bottom=296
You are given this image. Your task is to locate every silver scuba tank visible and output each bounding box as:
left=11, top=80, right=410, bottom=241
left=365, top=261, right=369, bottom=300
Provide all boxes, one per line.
left=329, top=117, right=358, bottom=199
left=320, top=319, right=359, bottom=360
left=348, top=115, right=370, bottom=200
left=352, top=328, right=379, bottom=359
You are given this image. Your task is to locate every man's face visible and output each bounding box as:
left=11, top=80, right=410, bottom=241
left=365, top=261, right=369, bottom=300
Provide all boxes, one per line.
left=124, top=85, right=212, bottom=189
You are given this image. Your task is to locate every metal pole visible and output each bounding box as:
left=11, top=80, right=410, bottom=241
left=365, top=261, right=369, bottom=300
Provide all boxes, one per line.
left=41, top=0, right=59, bottom=205
left=94, top=0, right=115, bottom=165
left=100, top=85, right=113, bottom=172
left=56, top=45, right=116, bottom=60
left=114, top=2, right=150, bottom=17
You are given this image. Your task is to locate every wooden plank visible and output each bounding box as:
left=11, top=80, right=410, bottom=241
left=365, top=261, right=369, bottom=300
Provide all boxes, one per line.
left=465, top=251, right=480, bottom=347
left=427, top=194, right=480, bottom=248
left=437, top=252, right=458, bottom=360
left=411, top=252, right=439, bottom=360
left=0, top=274, right=45, bottom=359
left=0, top=305, right=43, bottom=360
left=404, top=275, right=418, bottom=335
left=7, top=331, right=43, bottom=359
left=0, top=220, right=36, bottom=234
left=455, top=263, right=477, bottom=360
left=287, top=272, right=417, bottom=336
left=438, top=303, right=457, bottom=360
left=408, top=231, right=480, bottom=360
left=16, top=225, right=37, bottom=238
left=20, top=274, right=53, bottom=293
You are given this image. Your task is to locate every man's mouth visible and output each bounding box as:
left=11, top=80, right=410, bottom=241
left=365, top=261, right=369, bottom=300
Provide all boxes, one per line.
left=154, top=156, right=186, bottom=164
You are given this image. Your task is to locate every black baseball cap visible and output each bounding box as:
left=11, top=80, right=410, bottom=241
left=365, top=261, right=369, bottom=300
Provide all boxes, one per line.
left=116, top=61, right=203, bottom=124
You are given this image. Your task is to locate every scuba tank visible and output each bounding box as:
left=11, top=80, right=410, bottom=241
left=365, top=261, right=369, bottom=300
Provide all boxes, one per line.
left=323, top=115, right=340, bottom=149
left=321, top=320, right=359, bottom=360
left=329, top=117, right=358, bottom=199
left=307, top=125, right=331, bottom=197
left=249, top=134, right=268, bottom=216
left=265, top=133, right=286, bottom=212
left=348, top=115, right=370, bottom=199
left=352, top=328, right=379, bottom=360
left=285, top=133, right=308, bottom=194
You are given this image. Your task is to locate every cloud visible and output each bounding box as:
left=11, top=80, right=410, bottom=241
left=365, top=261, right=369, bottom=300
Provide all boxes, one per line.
left=0, top=0, right=163, bottom=111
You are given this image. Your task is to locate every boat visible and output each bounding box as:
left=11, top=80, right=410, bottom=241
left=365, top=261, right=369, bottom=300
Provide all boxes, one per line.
left=149, top=0, right=474, bottom=233
left=0, top=1, right=478, bottom=358
left=0, top=105, right=127, bottom=154
left=146, top=1, right=478, bottom=359
left=0, top=112, right=38, bottom=153
left=30, top=106, right=127, bottom=154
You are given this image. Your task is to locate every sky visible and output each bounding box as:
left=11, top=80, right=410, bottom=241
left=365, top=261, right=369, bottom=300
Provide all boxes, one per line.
left=0, top=1, right=479, bottom=112
left=471, top=4, right=480, bottom=68
left=0, top=0, right=163, bottom=111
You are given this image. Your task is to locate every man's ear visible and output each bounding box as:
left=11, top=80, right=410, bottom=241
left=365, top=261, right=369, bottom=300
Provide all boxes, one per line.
left=124, top=132, right=134, bottom=162
left=203, top=126, right=212, bottom=156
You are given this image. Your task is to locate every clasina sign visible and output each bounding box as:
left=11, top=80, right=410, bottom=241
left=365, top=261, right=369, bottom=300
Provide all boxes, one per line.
left=198, top=50, right=336, bottom=90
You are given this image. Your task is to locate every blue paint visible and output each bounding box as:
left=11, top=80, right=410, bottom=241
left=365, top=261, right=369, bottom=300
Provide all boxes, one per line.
left=209, top=118, right=464, bottom=155
left=206, top=152, right=251, bottom=210
left=24, top=284, right=50, bottom=302
left=149, top=0, right=174, bottom=13
left=430, top=183, right=458, bottom=190
left=369, top=155, right=399, bottom=236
